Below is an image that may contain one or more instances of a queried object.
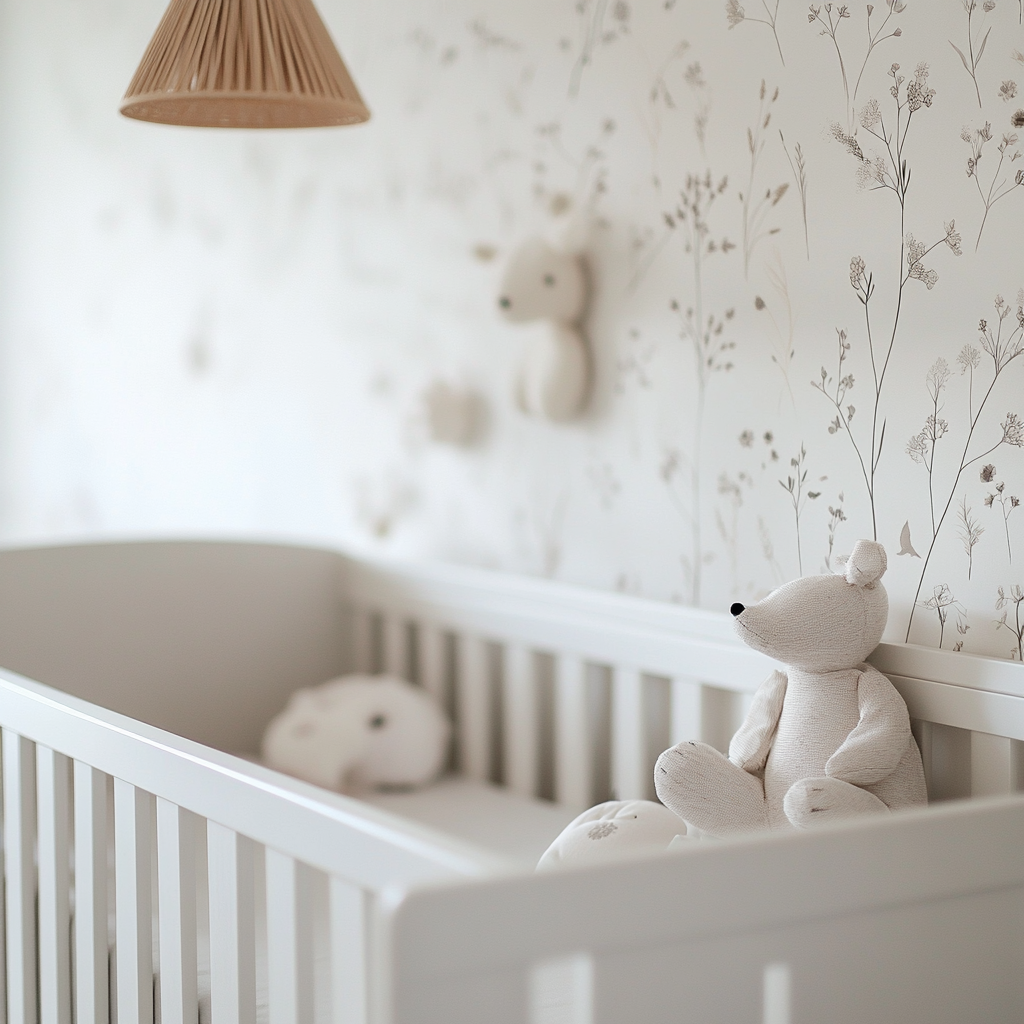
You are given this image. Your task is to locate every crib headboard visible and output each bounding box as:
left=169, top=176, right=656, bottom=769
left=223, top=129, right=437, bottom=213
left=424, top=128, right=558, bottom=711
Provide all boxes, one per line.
left=341, top=557, right=1024, bottom=809
left=0, top=540, right=351, bottom=752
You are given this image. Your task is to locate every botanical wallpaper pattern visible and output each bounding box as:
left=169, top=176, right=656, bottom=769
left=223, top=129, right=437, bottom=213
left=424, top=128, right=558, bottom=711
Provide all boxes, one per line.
left=0, top=0, right=1022, bottom=656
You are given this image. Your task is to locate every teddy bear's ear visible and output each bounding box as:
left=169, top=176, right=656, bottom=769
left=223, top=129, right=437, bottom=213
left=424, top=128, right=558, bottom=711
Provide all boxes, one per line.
left=838, top=540, right=888, bottom=587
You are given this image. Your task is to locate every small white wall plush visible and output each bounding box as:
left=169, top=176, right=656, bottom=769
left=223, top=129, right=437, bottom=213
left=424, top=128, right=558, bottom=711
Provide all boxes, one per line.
left=655, top=540, right=928, bottom=837
left=497, top=234, right=590, bottom=422
left=262, top=675, right=451, bottom=794
left=537, top=799, right=687, bottom=871
left=423, top=380, right=487, bottom=447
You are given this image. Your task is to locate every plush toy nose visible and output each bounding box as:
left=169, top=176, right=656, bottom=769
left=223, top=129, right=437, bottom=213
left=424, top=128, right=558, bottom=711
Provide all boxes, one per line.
left=730, top=602, right=745, bottom=617
left=498, top=296, right=511, bottom=309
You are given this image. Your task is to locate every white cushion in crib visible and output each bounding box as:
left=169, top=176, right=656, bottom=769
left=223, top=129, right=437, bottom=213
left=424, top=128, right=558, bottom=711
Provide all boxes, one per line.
left=536, top=799, right=687, bottom=871
left=262, top=674, right=451, bottom=793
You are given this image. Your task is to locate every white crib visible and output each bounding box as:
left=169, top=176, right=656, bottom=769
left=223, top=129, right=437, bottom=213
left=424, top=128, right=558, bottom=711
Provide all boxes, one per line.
left=0, top=539, right=1020, bottom=1024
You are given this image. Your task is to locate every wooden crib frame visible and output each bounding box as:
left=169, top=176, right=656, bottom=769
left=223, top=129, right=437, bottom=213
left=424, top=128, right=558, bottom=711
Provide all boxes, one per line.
left=0, top=539, right=1020, bottom=1024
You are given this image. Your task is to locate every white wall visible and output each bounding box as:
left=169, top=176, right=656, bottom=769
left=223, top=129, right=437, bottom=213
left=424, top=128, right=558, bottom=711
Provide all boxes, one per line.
left=1, top=0, right=1023, bottom=656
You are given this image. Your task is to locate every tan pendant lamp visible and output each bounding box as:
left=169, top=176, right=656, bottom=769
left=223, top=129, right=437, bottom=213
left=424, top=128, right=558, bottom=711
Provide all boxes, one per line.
left=121, top=0, right=370, bottom=129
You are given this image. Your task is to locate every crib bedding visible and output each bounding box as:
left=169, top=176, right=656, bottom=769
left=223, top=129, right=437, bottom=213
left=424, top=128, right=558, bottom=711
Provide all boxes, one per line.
left=366, top=775, right=579, bottom=868
left=237, top=751, right=578, bottom=868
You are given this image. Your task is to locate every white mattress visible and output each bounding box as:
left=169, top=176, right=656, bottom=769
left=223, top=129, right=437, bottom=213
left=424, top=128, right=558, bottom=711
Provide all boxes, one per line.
left=365, top=775, right=578, bottom=869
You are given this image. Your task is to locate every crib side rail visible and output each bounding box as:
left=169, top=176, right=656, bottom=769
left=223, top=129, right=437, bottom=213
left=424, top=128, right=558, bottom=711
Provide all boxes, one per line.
left=383, top=795, right=1024, bottom=1024
left=340, top=558, right=1024, bottom=811
left=0, top=668, right=499, bottom=1024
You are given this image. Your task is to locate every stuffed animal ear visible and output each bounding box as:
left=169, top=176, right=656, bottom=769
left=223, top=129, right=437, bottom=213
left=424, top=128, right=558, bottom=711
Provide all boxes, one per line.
left=837, top=540, right=888, bottom=587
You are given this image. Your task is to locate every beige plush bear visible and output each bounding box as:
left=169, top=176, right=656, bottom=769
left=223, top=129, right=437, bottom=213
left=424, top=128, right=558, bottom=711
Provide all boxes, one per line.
left=497, top=233, right=591, bottom=422
left=655, top=540, right=927, bottom=837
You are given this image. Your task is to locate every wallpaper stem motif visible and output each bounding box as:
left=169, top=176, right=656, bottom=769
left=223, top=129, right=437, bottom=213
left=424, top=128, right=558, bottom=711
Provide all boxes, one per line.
left=905, top=298, right=1024, bottom=641
left=809, top=1, right=907, bottom=130
left=819, top=63, right=958, bottom=543
left=665, top=173, right=736, bottom=605
left=950, top=0, right=995, bottom=109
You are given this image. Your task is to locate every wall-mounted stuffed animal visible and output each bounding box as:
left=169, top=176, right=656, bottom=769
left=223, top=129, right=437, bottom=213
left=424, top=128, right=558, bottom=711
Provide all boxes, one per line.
left=655, top=540, right=928, bottom=837
left=497, top=224, right=590, bottom=422
left=423, top=380, right=487, bottom=447
left=262, top=674, right=451, bottom=794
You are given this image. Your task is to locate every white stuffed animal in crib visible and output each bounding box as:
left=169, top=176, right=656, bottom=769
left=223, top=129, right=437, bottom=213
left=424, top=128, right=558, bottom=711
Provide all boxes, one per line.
left=262, top=675, right=451, bottom=794
left=497, top=228, right=590, bottom=422
left=655, top=540, right=928, bottom=837
left=537, top=799, right=687, bottom=870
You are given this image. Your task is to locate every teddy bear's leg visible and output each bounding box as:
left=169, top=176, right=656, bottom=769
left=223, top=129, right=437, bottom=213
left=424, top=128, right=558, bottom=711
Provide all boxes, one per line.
left=783, top=776, right=889, bottom=829
left=655, top=741, right=770, bottom=838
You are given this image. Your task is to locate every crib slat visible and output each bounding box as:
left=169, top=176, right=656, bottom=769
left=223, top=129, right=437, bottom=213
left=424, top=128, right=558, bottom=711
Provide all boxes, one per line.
left=74, top=761, right=109, bottom=1024
left=157, top=799, right=198, bottom=1024
left=612, top=666, right=647, bottom=801
left=670, top=676, right=703, bottom=745
left=457, top=633, right=491, bottom=781
left=912, top=720, right=934, bottom=799
left=265, top=849, right=315, bottom=1024
left=970, top=731, right=1015, bottom=797
left=418, top=622, right=448, bottom=706
left=329, top=876, right=368, bottom=1024
left=3, top=729, right=37, bottom=1024
left=352, top=608, right=375, bottom=674
left=36, top=747, right=71, bottom=1024
left=555, top=655, right=592, bottom=811
left=503, top=644, right=538, bottom=799
left=382, top=614, right=408, bottom=679
left=207, top=822, right=256, bottom=1024
left=114, top=779, right=154, bottom=1024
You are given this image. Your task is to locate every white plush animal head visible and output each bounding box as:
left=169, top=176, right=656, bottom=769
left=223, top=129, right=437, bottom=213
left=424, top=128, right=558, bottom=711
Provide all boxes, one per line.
left=262, top=675, right=451, bottom=794
left=497, top=238, right=587, bottom=325
left=730, top=540, right=889, bottom=672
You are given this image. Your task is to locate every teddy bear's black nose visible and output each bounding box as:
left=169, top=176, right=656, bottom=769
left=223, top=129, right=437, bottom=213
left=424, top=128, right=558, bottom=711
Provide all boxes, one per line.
left=730, top=602, right=745, bottom=617
left=498, top=296, right=511, bottom=309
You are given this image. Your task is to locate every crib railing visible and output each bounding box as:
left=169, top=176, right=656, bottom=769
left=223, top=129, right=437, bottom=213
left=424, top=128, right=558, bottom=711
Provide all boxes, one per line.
left=342, top=557, right=1024, bottom=812
left=0, top=669, right=498, bottom=1024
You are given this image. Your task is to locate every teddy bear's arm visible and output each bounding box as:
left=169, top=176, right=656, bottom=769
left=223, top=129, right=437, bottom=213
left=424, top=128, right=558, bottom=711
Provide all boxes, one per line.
left=728, top=669, right=788, bottom=773
left=825, top=665, right=911, bottom=786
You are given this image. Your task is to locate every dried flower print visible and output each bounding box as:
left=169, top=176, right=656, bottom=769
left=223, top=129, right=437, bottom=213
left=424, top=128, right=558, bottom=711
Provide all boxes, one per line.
left=739, top=81, right=788, bottom=277
left=963, top=124, right=1024, bottom=250
left=957, top=495, right=984, bottom=579
left=906, top=292, right=1024, bottom=641
left=809, top=1, right=906, bottom=129
left=995, top=584, right=1024, bottom=659
left=907, top=358, right=951, bottom=534
left=779, top=444, right=821, bottom=576
left=755, top=251, right=797, bottom=405
left=824, top=492, right=847, bottom=571
left=950, top=0, right=996, bottom=108
left=726, top=0, right=785, bottom=66
left=664, top=171, right=737, bottom=603
left=819, top=64, right=960, bottom=542
left=984, top=479, right=1020, bottom=562
left=921, top=583, right=967, bottom=648
left=779, top=131, right=810, bottom=259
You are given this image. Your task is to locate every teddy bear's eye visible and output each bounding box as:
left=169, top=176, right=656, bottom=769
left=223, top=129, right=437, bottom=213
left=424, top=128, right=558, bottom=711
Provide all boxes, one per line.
left=369, top=714, right=387, bottom=729
left=543, top=274, right=556, bottom=286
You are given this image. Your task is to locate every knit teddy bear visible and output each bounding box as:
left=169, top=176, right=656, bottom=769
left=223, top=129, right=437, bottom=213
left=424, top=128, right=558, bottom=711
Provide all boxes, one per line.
left=655, top=540, right=928, bottom=837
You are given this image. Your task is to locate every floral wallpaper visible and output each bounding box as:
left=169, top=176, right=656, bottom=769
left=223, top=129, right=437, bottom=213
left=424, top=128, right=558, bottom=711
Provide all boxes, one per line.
left=0, top=0, right=1022, bottom=656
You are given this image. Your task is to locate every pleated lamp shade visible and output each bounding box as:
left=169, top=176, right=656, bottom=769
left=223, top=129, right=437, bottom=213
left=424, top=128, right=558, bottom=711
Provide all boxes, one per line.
left=121, top=0, right=370, bottom=129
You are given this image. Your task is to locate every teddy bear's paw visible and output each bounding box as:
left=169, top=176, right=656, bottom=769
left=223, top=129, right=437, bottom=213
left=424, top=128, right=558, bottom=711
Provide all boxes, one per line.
left=655, top=742, right=770, bottom=837
left=783, top=777, right=889, bottom=829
